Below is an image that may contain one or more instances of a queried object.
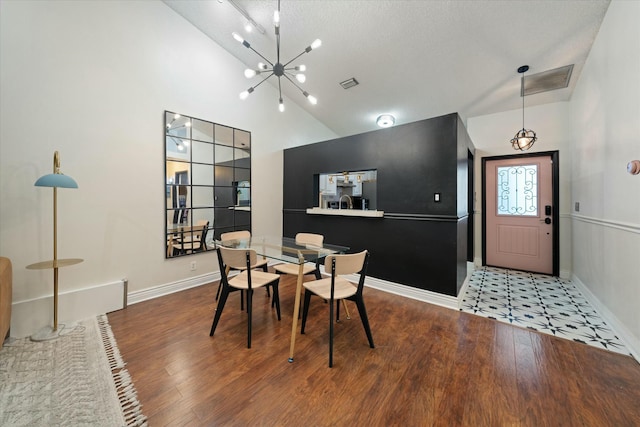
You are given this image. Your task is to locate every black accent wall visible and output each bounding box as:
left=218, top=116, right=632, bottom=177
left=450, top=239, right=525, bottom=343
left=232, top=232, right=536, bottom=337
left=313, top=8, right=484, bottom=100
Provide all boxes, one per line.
left=283, top=113, right=474, bottom=297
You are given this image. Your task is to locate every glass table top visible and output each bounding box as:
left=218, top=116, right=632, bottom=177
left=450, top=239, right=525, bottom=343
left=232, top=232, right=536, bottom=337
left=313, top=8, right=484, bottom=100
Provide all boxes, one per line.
left=216, top=235, right=349, bottom=264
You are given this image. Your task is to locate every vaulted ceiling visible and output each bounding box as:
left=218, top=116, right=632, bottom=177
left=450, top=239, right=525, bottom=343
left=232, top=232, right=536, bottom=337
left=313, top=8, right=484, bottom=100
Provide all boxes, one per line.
left=164, top=0, right=610, bottom=136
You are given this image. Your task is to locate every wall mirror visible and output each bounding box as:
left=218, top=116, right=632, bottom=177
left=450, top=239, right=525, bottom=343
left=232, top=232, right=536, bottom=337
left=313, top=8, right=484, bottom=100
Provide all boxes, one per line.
left=165, top=111, right=251, bottom=258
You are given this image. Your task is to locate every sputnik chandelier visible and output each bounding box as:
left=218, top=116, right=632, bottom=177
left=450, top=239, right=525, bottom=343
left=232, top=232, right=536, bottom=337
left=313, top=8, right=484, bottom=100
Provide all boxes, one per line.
left=510, top=65, right=537, bottom=151
left=233, top=0, right=321, bottom=112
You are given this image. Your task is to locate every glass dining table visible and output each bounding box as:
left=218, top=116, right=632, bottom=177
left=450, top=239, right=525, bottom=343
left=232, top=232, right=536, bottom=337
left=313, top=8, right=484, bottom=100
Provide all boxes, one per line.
left=216, top=235, right=349, bottom=362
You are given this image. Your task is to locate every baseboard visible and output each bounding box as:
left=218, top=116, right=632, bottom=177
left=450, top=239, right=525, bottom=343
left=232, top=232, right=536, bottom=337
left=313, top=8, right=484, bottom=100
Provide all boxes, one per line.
left=362, top=275, right=459, bottom=310
left=571, top=274, right=640, bottom=361
left=281, top=261, right=461, bottom=310
left=10, top=279, right=126, bottom=338
left=127, top=271, right=221, bottom=305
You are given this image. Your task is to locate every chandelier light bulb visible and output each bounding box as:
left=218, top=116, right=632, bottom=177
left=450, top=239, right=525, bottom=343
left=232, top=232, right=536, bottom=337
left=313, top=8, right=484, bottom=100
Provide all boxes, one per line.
left=239, top=87, right=254, bottom=100
left=296, top=65, right=306, bottom=72
left=244, top=69, right=257, bottom=78
left=273, top=10, right=280, bottom=27
left=245, top=22, right=253, bottom=32
left=311, top=39, right=322, bottom=50
left=258, top=62, right=268, bottom=70
left=307, top=95, right=318, bottom=105
left=279, top=98, right=285, bottom=112
left=296, top=73, right=306, bottom=83
left=232, top=32, right=244, bottom=43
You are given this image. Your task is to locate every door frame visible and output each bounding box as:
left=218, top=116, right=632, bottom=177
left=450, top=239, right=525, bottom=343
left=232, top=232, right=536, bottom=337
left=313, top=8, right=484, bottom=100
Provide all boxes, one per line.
left=481, top=150, right=560, bottom=276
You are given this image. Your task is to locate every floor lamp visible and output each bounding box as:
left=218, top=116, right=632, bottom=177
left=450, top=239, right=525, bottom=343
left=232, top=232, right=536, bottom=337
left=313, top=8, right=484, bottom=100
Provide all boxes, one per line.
left=27, top=151, right=82, bottom=341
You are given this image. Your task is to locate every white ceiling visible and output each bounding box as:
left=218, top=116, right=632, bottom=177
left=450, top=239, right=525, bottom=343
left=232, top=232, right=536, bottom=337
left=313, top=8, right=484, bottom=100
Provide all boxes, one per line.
left=163, top=0, right=610, bottom=137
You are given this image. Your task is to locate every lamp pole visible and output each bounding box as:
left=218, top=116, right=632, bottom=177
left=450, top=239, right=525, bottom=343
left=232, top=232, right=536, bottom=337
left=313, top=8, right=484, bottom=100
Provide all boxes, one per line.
left=27, top=151, right=82, bottom=341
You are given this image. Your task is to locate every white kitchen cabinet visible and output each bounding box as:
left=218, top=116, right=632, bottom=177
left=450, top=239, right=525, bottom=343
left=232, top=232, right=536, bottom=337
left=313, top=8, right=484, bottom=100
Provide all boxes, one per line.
left=319, top=174, right=337, bottom=195
left=353, top=180, right=362, bottom=196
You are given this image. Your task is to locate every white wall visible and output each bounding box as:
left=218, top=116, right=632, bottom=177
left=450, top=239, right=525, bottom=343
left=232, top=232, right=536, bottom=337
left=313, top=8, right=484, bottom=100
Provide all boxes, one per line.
left=467, top=102, right=573, bottom=277
left=569, top=0, right=640, bottom=350
left=0, top=1, right=336, bottom=336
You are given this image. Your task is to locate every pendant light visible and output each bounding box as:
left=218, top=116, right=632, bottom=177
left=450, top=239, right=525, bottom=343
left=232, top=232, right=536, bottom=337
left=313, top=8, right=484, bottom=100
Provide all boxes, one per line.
left=510, top=65, right=537, bottom=151
left=234, top=0, right=321, bottom=112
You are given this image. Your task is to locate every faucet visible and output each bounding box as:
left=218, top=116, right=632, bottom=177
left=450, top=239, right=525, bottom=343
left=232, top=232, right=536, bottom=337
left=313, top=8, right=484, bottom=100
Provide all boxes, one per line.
left=339, top=194, right=353, bottom=209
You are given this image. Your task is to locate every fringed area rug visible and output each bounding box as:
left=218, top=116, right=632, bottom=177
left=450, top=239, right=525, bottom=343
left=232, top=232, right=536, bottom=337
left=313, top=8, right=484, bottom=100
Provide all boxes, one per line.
left=0, top=315, right=147, bottom=426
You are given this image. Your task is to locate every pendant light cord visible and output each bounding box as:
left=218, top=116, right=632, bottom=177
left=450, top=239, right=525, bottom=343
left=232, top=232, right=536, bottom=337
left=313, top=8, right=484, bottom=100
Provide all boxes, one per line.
left=521, top=73, right=525, bottom=129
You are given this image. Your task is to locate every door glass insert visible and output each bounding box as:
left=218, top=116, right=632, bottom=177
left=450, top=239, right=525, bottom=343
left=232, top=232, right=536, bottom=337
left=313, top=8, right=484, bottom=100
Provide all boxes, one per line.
left=496, top=164, right=537, bottom=216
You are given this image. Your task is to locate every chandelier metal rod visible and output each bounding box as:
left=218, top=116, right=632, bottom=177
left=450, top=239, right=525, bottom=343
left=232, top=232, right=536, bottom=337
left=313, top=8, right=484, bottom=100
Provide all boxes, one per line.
left=276, top=0, right=281, bottom=64
left=248, top=45, right=274, bottom=68
left=251, top=72, right=275, bottom=91
left=283, top=73, right=306, bottom=95
left=283, top=50, right=307, bottom=68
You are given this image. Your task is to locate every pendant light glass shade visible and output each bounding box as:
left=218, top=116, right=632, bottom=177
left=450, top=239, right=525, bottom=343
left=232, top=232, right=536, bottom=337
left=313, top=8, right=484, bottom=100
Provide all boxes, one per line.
left=510, top=65, right=537, bottom=151
left=511, top=128, right=537, bottom=151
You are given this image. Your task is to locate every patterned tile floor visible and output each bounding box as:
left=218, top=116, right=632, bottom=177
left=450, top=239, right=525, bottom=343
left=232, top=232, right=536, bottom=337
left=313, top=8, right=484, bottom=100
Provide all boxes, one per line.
left=460, top=266, right=632, bottom=357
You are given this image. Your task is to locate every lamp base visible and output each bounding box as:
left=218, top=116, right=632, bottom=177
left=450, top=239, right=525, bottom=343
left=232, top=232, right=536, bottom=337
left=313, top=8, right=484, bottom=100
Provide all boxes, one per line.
left=30, top=324, right=67, bottom=342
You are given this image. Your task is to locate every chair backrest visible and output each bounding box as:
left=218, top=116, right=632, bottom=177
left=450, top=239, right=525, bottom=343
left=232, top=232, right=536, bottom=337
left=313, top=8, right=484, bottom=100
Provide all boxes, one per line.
left=218, top=246, right=257, bottom=270
left=198, top=221, right=210, bottom=249
left=220, top=230, right=251, bottom=241
left=324, top=250, right=368, bottom=276
left=295, top=232, right=324, bottom=247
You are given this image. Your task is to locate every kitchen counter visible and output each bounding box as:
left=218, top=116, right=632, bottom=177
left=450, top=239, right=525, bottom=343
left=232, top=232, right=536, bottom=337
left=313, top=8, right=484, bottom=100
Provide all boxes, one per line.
left=306, top=207, right=384, bottom=218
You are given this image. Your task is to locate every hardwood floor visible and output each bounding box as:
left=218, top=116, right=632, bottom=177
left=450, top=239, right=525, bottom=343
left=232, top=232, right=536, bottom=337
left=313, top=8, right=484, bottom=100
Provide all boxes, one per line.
left=108, top=274, right=640, bottom=426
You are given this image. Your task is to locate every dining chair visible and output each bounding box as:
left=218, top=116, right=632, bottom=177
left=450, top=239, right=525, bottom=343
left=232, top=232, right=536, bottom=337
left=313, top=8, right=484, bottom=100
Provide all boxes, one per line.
left=172, top=220, right=209, bottom=255
left=217, top=230, right=270, bottom=302
left=219, top=230, right=269, bottom=272
left=272, top=233, right=324, bottom=280
left=300, top=250, right=374, bottom=367
left=210, top=246, right=281, bottom=348
left=273, top=232, right=351, bottom=318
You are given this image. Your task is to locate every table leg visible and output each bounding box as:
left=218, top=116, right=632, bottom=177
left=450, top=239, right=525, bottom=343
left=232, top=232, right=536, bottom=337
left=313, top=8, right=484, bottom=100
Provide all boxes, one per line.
left=288, top=256, right=305, bottom=362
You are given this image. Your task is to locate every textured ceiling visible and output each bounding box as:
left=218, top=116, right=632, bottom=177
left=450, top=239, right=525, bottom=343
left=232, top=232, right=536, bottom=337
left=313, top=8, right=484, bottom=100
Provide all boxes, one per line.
left=163, top=0, right=610, bottom=137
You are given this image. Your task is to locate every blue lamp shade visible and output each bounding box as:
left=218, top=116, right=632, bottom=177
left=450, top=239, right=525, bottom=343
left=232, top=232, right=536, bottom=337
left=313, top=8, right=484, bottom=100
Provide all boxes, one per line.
left=34, top=173, right=78, bottom=189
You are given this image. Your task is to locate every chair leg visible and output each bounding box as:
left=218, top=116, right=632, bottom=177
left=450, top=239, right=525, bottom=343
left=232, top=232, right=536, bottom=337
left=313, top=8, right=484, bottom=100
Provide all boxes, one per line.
left=272, top=281, right=281, bottom=321
left=354, top=296, right=375, bottom=348
left=215, top=282, right=222, bottom=301
left=301, top=290, right=312, bottom=334
left=262, top=263, right=271, bottom=298
left=210, top=285, right=230, bottom=336
left=329, top=297, right=334, bottom=368
left=247, top=289, right=253, bottom=349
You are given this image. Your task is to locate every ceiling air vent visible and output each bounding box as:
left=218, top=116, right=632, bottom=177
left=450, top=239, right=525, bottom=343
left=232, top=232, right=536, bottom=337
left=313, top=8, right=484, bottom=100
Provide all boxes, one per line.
left=522, top=64, right=574, bottom=96
left=340, top=77, right=359, bottom=89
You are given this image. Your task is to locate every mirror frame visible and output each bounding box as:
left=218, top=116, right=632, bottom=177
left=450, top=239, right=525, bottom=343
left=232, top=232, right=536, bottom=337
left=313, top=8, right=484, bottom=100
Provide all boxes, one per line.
left=165, top=110, right=252, bottom=258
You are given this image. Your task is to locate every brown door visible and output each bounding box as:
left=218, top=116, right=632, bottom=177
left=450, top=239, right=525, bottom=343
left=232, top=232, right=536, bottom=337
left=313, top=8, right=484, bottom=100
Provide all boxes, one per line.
left=484, top=154, right=556, bottom=275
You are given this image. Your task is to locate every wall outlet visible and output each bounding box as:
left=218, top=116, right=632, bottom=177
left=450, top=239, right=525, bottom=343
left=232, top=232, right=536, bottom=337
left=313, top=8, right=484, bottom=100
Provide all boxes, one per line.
left=575, top=202, right=580, bottom=212
left=190, top=261, right=197, bottom=271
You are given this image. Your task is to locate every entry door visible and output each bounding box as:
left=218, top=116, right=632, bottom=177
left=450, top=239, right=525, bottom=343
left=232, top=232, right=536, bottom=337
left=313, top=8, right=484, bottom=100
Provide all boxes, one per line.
left=484, top=153, right=556, bottom=275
